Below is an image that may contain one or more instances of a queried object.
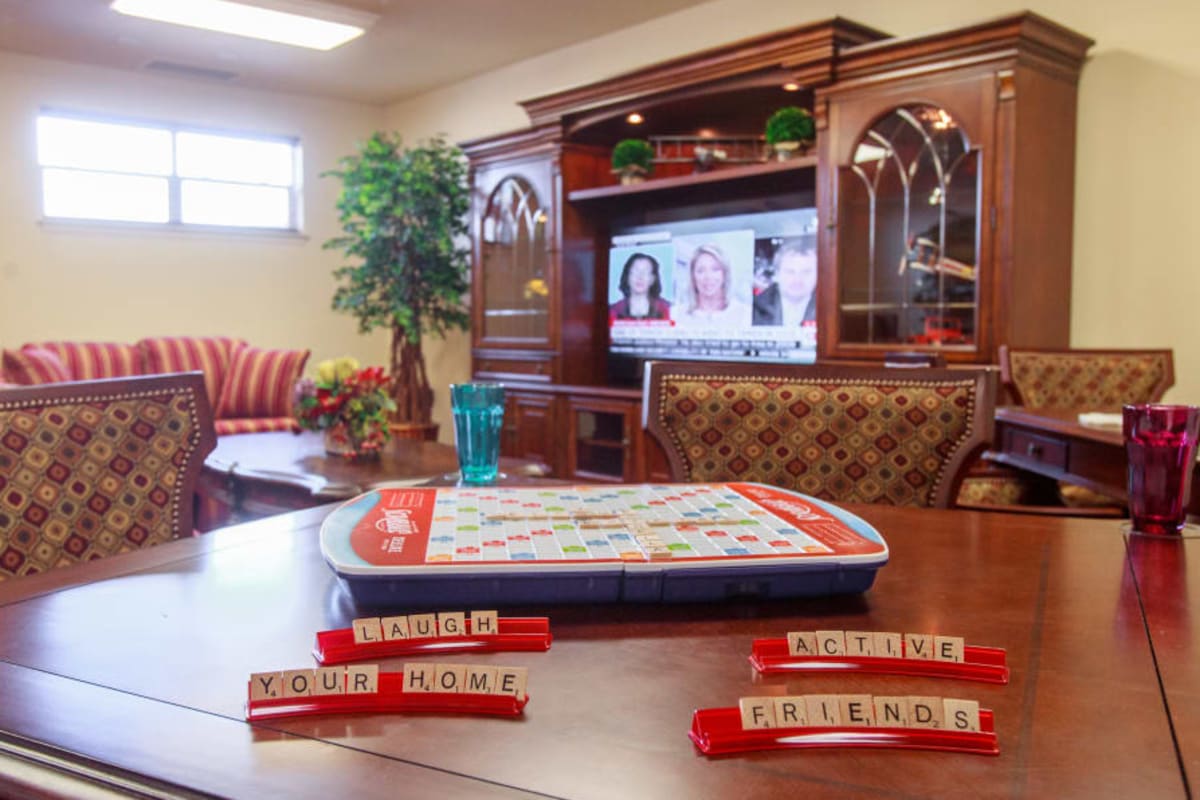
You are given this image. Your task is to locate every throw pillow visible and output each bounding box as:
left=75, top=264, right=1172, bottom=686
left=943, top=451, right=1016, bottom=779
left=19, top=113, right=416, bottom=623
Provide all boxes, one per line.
left=1, top=346, right=72, bottom=385
left=138, top=336, right=245, bottom=409
left=216, top=345, right=310, bottom=419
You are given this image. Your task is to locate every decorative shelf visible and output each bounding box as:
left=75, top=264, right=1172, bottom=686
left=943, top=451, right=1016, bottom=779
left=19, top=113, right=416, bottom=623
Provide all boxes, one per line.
left=567, top=156, right=817, bottom=203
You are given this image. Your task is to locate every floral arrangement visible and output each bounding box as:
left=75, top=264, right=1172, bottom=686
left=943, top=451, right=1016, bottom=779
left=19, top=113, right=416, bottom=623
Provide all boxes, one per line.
left=294, top=357, right=396, bottom=457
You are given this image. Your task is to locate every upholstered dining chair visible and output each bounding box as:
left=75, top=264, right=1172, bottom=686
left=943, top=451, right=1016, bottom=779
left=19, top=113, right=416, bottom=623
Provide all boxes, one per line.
left=0, top=372, right=216, bottom=579
left=643, top=361, right=997, bottom=509
left=999, top=346, right=1174, bottom=408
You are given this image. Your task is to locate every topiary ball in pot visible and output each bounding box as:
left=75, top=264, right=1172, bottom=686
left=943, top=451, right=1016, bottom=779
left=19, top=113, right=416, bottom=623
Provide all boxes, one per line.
left=765, top=106, right=815, bottom=159
left=611, top=138, right=654, bottom=184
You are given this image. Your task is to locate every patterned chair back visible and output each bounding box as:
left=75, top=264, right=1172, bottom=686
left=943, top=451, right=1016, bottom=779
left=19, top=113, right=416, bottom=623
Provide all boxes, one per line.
left=0, top=372, right=216, bottom=579
left=644, top=362, right=997, bottom=509
left=1000, top=346, right=1174, bottom=408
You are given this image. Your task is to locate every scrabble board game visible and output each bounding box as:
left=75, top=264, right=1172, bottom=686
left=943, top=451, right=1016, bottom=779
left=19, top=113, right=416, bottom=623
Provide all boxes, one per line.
left=320, top=482, right=888, bottom=607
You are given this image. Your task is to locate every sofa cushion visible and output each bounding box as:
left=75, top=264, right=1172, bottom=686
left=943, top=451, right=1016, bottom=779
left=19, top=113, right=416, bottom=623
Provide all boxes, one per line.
left=138, top=336, right=244, bottom=409
left=216, top=345, right=309, bottom=419
left=38, top=341, right=142, bottom=380
left=214, top=417, right=301, bottom=436
left=2, top=346, right=72, bottom=384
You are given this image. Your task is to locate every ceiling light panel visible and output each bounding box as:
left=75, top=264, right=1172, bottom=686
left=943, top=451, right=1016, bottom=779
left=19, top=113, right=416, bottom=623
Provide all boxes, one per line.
left=110, top=0, right=378, bottom=51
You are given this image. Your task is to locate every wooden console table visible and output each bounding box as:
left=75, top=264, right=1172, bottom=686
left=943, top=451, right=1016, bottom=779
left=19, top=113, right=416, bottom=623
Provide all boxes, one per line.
left=992, top=406, right=1200, bottom=513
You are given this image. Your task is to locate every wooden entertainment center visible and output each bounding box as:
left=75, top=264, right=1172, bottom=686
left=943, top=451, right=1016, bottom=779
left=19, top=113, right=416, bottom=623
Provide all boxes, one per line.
left=461, top=13, right=1092, bottom=482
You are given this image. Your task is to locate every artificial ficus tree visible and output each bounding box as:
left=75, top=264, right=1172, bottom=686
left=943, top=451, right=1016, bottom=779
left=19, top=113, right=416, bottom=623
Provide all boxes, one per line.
left=324, top=132, right=471, bottom=427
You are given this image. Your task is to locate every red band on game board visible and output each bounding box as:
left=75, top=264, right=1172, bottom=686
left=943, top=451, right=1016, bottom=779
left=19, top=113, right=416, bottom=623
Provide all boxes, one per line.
left=349, top=488, right=438, bottom=566
left=726, top=483, right=882, bottom=555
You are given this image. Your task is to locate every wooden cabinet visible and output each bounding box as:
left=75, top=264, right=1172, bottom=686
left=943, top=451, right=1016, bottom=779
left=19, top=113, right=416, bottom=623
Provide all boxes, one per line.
left=816, top=15, right=1092, bottom=363
left=465, top=14, right=1091, bottom=482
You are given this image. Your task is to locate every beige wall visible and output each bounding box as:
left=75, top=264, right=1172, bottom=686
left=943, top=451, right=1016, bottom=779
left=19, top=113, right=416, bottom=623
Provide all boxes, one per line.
left=387, top=0, right=1200, bottom=402
left=0, top=51, right=394, bottom=407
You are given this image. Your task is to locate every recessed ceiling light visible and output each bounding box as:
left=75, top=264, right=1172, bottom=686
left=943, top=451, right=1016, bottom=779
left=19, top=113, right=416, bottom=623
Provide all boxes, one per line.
left=782, top=82, right=801, bottom=92
left=110, top=0, right=377, bottom=51
left=626, top=112, right=644, bottom=125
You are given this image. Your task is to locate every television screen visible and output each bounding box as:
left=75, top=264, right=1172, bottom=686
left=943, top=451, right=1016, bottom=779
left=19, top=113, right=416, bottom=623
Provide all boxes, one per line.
left=607, top=208, right=819, bottom=364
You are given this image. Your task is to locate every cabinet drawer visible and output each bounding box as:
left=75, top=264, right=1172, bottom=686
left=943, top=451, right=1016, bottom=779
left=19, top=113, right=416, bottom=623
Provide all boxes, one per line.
left=1002, top=428, right=1068, bottom=471
left=474, top=357, right=552, bottom=382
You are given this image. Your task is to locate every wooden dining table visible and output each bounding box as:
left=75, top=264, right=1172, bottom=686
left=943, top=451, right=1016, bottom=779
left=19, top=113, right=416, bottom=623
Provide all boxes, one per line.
left=0, top=499, right=1195, bottom=798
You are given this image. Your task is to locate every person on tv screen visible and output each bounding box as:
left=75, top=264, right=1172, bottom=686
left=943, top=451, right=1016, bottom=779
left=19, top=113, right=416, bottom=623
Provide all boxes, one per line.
left=678, top=243, right=749, bottom=325
left=753, top=237, right=817, bottom=326
left=609, top=252, right=671, bottom=321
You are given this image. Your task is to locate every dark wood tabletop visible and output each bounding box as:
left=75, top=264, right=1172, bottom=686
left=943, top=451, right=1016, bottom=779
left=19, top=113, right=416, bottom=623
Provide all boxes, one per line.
left=0, top=501, right=1194, bottom=798
left=196, top=431, right=547, bottom=531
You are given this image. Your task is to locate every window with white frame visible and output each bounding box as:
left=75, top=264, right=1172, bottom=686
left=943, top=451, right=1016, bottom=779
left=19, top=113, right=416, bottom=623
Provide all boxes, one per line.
left=36, top=111, right=302, bottom=231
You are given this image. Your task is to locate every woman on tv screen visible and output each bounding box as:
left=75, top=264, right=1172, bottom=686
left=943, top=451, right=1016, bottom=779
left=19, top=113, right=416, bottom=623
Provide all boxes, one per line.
left=609, top=252, right=671, bottom=321
left=678, top=243, right=750, bottom=325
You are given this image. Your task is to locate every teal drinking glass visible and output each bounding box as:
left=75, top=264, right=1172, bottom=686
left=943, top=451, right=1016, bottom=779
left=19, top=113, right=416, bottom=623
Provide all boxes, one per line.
left=450, top=383, right=505, bottom=485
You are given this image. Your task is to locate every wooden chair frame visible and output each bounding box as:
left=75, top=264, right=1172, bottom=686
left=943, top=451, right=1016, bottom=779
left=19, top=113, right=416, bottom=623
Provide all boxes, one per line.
left=643, top=361, right=997, bottom=509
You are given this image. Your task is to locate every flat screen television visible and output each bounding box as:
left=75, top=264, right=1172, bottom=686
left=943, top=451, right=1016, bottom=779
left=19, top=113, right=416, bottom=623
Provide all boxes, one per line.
left=606, top=206, right=819, bottom=383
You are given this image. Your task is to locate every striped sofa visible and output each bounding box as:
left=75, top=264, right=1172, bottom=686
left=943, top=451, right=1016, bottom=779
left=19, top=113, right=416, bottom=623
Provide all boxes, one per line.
left=0, top=337, right=309, bottom=436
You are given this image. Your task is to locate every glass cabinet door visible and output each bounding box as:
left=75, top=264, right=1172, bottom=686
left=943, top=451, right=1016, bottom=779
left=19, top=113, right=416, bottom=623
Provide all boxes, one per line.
left=837, top=104, right=980, bottom=349
left=480, top=176, right=550, bottom=342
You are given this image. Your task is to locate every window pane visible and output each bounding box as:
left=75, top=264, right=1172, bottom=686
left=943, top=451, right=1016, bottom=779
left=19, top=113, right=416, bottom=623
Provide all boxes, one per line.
left=181, top=180, right=291, bottom=228
left=37, top=116, right=172, bottom=175
left=42, top=168, right=168, bottom=222
left=176, top=132, right=295, bottom=186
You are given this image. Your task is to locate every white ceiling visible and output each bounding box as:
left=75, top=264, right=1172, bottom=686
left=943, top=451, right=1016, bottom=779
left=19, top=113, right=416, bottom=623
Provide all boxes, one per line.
left=0, top=0, right=713, bottom=105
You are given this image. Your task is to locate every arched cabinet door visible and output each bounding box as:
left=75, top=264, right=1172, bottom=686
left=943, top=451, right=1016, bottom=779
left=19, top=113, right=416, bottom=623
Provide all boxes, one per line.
left=474, top=170, right=553, bottom=347
left=835, top=103, right=982, bottom=352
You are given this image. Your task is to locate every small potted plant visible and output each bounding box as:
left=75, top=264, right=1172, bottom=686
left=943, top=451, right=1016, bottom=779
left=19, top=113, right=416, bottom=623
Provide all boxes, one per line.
left=765, top=106, right=816, bottom=160
left=611, top=138, right=654, bottom=184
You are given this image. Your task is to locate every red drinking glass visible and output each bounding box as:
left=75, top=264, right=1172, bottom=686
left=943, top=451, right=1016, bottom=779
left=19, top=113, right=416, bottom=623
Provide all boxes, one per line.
left=1123, top=404, right=1200, bottom=535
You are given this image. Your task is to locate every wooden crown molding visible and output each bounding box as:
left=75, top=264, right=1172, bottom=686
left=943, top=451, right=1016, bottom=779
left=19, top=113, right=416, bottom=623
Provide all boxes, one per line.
left=832, top=12, right=1093, bottom=88
left=519, top=17, right=888, bottom=127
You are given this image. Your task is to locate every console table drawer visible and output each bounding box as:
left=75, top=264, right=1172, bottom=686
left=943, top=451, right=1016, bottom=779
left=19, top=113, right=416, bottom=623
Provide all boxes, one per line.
left=1003, top=428, right=1068, bottom=471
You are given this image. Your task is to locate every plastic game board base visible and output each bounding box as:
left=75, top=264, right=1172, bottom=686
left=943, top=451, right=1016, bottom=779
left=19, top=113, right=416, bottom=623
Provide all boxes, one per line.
left=338, top=562, right=883, bottom=607
left=689, top=707, right=999, bottom=756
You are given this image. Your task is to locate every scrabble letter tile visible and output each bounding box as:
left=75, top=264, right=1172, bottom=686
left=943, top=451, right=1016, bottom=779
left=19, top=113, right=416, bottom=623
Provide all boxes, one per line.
left=281, top=669, right=315, bottom=698
left=838, top=695, right=875, bottom=727
left=408, top=613, right=437, bottom=639
left=739, top=697, right=777, bottom=729
left=943, top=698, right=981, bottom=732
left=346, top=664, right=380, bottom=694
left=351, top=617, right=383, bottom=645
left=402, top=663, right=435, bottom=693
left=434, top=663, right=468, bottom=693
left=904, top=633, right=934, bottom=661
left=773, top=696, right=807, bottom=727
left=786, top=631, right=818, bottom=657
left=465, top=665, right=498, bottom=694
left=872, top=632, right=903, bottom=659
left=844, top=631, right=874, bottom=657
left=496, top=666, right=528, bottom=698
left=907, top=696, right=945, bottom=729
left=815, top=630, right=846, bottom=656
left=471, top=610, right=499, bottom=636
left=313, top=666, right=345, bottom=696
left=249, top=671, right=283, bottom=701
left=380, top=615, right=410, bottom=641
left=873, top=696, right=909, bottom=728
left=804, top=695, right=842, bottom=727
left=934, top=635, right=965, bottom=664
left=438, top=612, right=467, bottom=637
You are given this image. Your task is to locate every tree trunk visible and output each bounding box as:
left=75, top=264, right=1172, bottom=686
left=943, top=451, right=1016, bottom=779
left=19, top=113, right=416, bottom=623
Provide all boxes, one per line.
left=389, top=325, right=434, bottom=425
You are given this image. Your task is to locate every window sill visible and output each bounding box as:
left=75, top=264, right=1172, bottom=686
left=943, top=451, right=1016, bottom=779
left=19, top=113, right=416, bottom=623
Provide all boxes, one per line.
left=38, top=217, right=310, bottom=242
